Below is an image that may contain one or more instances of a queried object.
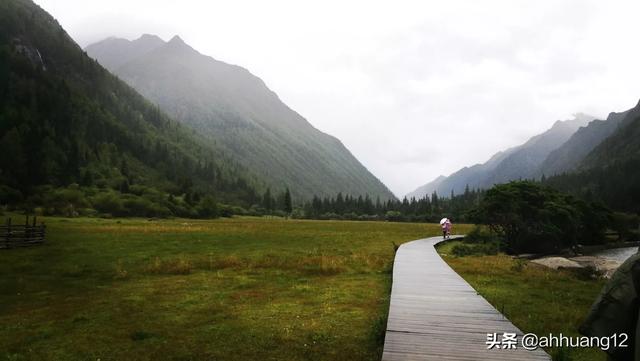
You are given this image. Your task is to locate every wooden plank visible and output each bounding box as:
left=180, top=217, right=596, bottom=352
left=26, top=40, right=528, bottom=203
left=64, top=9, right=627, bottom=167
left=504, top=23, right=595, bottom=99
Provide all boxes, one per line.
left=382, top=236, right=551, bottom=360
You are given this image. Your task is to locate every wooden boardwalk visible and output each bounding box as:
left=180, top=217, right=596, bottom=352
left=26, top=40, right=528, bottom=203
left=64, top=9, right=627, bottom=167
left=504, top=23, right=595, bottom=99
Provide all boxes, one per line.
left=382, top=236, right=551, bottom=360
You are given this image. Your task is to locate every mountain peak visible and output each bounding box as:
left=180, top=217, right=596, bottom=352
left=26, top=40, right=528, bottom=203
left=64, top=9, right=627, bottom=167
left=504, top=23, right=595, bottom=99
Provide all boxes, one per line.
left=85, top=31, right=396, bottom=201
left=137, top=34, right=164, bottom=43
left=169, top=35, right=185, bottom=45
left=551, top=113, right=595, bottom=130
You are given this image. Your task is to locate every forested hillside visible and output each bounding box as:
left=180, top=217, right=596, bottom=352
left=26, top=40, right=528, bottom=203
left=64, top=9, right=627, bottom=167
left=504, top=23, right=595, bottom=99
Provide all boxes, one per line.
left=484, top=114, right=593, bottom=185
left=537, top=110, right=629, bottom=176
left=544, top=100, right=640, bottom=213
left=0, top=0, right=260, bottom=217
left=86, top=35, right=396, bottom=201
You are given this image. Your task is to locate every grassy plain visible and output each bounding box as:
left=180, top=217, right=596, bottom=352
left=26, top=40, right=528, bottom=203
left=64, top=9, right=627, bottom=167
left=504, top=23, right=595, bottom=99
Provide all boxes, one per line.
left=438, top=240, right=608, bottom=361
left=0, top=216, right=472, bottom=361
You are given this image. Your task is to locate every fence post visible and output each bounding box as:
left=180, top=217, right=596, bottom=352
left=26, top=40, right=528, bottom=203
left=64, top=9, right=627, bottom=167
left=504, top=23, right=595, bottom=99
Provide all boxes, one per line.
left=25, top=215, right=30, bottom=244
left=6, top=218, right=11, bottom=249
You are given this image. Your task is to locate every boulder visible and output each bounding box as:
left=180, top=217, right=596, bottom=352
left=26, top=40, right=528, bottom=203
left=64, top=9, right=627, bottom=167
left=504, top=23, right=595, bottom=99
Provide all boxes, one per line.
left=530, top=257, right=584, bottom=270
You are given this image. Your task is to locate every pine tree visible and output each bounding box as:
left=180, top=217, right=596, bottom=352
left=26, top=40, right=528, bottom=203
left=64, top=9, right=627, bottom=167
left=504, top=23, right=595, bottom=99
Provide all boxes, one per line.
left=263, top=188, right=273, bottom=212
left=284, top=187, right=293, bottom=215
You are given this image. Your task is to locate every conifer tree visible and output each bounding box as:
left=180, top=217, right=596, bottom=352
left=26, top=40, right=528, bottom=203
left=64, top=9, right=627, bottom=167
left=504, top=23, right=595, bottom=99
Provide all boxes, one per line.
left=284, top=187, right=293, bottom=215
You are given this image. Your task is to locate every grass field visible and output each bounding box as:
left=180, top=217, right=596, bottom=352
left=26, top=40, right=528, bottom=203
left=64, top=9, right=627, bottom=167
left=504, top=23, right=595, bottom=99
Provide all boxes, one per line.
left=0, top=216, right=473, bottom=361
left=437, top=240, right=608, bottom=361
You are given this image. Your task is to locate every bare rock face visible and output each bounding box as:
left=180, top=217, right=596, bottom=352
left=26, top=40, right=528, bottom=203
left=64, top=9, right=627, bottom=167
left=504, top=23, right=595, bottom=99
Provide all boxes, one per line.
left=12, top=38, right=46, bottom=70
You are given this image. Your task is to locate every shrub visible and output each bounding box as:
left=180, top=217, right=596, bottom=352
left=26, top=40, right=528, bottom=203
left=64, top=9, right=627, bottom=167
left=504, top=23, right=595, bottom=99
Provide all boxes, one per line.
left=385, top=211, right=403, bottom=222
left=91, top=192, right=125, bottom=216
left=466, top=225, right=500, bottom=244
left=611, top=212, right=640, bottom=241
left=468, top=181, right=611, bottom=254
left=510, top=258, right=526, bottom=272
left=197, top=195, right=219, bottom=219
left=451, top=242, right=499, bottom=257
left=122, top=196, right=170, bottom=218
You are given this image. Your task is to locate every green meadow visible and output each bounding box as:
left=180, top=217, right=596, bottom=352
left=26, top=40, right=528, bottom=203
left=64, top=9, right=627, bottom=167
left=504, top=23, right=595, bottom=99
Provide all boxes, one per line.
left=1, top=216, right=611, bottom=361
left=438, top=240, right=608, bottom=361
left=0, top=216, right=472, bottom=361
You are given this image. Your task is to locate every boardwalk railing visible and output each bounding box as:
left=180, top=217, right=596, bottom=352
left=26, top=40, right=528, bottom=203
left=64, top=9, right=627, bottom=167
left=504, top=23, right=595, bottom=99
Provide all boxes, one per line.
left=1, top=216, right=46, bottom=249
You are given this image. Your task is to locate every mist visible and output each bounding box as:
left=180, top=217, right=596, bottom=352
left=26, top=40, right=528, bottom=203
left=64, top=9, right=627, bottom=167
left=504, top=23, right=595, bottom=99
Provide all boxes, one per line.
left=35, top=0, right=640, bottom=196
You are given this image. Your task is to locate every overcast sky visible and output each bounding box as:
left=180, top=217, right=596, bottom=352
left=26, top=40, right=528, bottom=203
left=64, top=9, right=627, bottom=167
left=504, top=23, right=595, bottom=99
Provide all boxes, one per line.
left=35, top=0, right=640, bottom=197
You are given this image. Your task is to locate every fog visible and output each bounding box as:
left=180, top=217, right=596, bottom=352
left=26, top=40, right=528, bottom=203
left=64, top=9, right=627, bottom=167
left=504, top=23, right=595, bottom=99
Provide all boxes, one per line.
left=35, top=0, right=640, bottom=196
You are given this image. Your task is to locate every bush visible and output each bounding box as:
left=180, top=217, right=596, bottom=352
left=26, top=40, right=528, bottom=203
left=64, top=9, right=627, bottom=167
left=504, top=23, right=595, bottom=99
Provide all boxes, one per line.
left=217, top=204, right=234, bottom=218
left=385, top=211, right=403, bottom=222
left=466, top=226, right=500, bottom=244
left=39, top=185, right=91, bottom=216
left=469, top=181, right=611, bottom=254
left=611, top=212, right=640, bottom=241
left=91, top=192, right=125, bottom=216
left=197, top=195, right=219, bottom=219
left=319, top=212, right=341, bottom=220
left=451, top=242, right=499, bottom=257
left=122, top=196, right=171, bottom=218
left=291, top=208, right=305, bottom=219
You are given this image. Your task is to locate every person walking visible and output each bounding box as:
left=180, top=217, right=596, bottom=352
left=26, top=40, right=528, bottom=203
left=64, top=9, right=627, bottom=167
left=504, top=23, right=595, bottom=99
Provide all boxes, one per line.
left=440, top=218, right=451, bottom=239
left=445, top=219, right=452, bottom=239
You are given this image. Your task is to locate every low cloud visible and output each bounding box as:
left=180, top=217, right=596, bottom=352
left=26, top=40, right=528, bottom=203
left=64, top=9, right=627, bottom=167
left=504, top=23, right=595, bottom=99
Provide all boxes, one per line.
left=36, top=0, right=640, bottom=196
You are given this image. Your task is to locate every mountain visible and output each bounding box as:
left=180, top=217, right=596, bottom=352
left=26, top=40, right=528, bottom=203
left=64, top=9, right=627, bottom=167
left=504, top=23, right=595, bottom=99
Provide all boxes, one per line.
left=405, top=148, right=516, bottom=199
left=0, top=0, right=259, bottom=212
left=406, top=175, right=446, bottom=199
left=85, top=35, right=395, bottom=201
left=84, top=34, right=165, bottom=71
left=537, top=110, right=629, bottom=176
left=485, top=113, right=594, bottom=185
left=406, top=114, right=592, bottom=199
left=544, top=99, right=640, bottom=213
left=579, top=100, right=640, bottom=170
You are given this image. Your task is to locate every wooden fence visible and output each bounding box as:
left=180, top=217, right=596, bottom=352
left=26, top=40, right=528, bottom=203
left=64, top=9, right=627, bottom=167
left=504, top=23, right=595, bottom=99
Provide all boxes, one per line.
left=1, top=216, right=46, bottom=249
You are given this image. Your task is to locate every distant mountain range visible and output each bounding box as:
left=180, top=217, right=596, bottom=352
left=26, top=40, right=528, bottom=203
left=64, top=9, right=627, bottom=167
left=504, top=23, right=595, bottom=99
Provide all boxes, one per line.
left=85, top=35, right=395, bottom=201
left=407, top=114, right=595, bottom=199
left=409, top=98, right=640, bottom=214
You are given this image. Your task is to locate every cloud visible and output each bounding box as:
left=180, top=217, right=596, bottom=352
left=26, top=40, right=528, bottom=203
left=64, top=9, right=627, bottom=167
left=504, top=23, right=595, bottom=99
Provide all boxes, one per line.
left=35, top=0, right=640, bottom=196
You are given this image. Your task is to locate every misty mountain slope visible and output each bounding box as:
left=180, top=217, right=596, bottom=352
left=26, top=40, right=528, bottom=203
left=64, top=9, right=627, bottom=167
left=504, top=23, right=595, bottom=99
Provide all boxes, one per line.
left=484, top=114, right=594, bottom=185
left=405, top=147, right=517, bottom=199
left=406, top=114, right=592, bottom=199
left=580, top=99, right=640, bottom=169
left=86, top=35, right=395, bottom=201
left=544, top=99, right=640, bottom=213
left=406, top=175, right=446, bottom=199
left=84, top=34, right=165, bottom=71
left=537, top=111, right=629, bottom=176
left=0, top=0, right=259, bottom=204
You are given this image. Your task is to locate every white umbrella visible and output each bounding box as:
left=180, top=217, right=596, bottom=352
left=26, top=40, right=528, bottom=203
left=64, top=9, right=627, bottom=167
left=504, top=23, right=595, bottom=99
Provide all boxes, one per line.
left=440, top=218, right=448, bottom=225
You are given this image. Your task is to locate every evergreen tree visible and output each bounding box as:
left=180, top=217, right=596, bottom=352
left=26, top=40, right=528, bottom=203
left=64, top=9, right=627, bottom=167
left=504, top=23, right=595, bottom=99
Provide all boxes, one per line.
left=283, top=187, right=293, bottom=215
left=263, top=188, right=273, bottom=212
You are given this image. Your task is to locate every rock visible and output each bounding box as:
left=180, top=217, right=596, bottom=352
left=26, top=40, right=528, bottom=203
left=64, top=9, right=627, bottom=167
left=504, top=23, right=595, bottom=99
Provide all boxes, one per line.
left=530, top=257, right=584, bottom=270
left=570, top=256, right=622, bottom=278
